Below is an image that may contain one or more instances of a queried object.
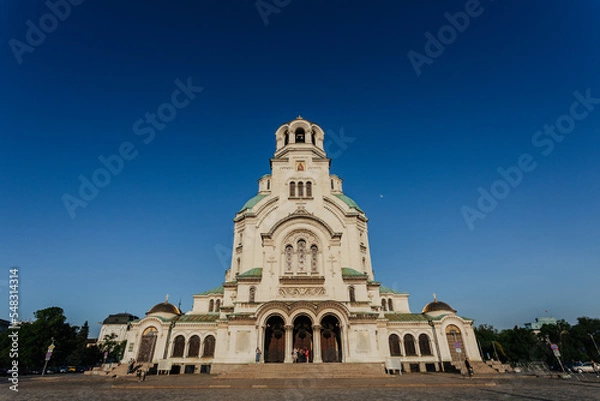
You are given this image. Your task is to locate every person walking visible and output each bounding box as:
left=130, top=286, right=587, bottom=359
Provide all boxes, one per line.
left=305, top=347, right=310, bottom=363
left=464, top=358, right=474, bottom=377
left=293, top=347, right=298, bottom=363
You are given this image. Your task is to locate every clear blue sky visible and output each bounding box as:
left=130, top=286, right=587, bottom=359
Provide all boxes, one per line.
left=1, top=1, right=598, bottom=337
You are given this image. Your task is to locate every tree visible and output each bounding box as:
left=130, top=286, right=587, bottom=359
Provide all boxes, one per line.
left=474, top=324, right=505, bottom=361
left=99, top=333, right=126, bottom=363
left=0, top=307, right=81, bottom=369
left=498, top=326, right=545, bottom=362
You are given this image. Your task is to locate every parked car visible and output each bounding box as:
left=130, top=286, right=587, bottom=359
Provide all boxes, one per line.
left=572, top=361, right=599, bottom=373
left=58, top=366, right=69, bottom=373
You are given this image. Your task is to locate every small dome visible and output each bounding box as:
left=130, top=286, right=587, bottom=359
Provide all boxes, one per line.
left=422, top=300, right=456, bottom=314
left=147, top=301, right=181, bottom=316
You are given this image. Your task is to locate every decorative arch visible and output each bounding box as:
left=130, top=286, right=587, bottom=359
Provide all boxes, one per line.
left=445, top=324, right=465, bottom=361
left=172, top=335, right=185, bottom=358
left=404, top=334, right=417, bottom=356
left=262, top=213, right=342, bottom=241
left=264, top=315, right=286, bottom=363
left=389, top=334, right=401, bottom=357
left=419, top=333, right=432, bottom=355
left=137, top=326, right=158, bottom=363
left=202, top=335, right=216, bottom=357
left=187, top=335, right=200, bottom=357
left=348, top=286, right=356, bottom=302
left=208, top=299, right=214, bottom=312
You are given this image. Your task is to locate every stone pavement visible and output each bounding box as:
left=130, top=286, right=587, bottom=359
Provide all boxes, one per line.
left=7, top=372, right=600, bottom=401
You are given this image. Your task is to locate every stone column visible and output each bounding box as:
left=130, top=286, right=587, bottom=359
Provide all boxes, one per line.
left=312, top=324, right=322, bottom=363
left=284, top=324, right=294, bottom=363
left=341, top=324, right=350, bottom=362
left=257, top=325, right=264, bottom=350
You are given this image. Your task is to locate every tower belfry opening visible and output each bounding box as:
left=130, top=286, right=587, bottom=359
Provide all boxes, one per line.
left=295, top=127, right=305, bottom=143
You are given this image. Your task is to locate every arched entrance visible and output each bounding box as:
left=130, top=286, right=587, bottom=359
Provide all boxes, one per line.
left=293, top=315, right=313, bottom=362
left=137, top=327, right=158, bottom=363
left=320, top=315, right=342, bottom=362
left=445, top=324, right=466, bottom=362
left=264, top=315, right=286, bottom=363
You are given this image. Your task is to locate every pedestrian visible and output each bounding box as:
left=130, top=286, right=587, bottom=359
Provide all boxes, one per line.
left=293, top=347, right=298, bottom=363
left=141, top=367, right=146, bottom=382
left=136, top=368, right=142, bottom=382
left=305, top=347, right=309, bottom=363
left=255, top=347, right=262, bottom=363
left=464, top=358, right=473, bottom=377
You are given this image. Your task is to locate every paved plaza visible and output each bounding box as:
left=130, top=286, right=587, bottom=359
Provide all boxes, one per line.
left=5, top=373, right=600, bottom=401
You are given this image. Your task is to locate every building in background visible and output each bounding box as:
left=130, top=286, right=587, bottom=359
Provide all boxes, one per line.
left=524, top=317, right=558, bottom=333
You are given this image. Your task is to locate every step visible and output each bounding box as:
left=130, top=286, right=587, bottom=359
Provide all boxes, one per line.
left=215, top=363, right=389, bottom=379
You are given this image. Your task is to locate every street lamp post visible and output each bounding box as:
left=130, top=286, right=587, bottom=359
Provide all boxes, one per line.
left=589, top=333, right=600, bottom=357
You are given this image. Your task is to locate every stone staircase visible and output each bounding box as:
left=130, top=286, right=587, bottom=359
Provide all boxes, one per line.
left=470, top=360, right=503, bottom=375
left=215, top=363, right=389, bottom=379
left=84, top=363, right=130, bottom=377
left=484, top=360, right=512, bottom=373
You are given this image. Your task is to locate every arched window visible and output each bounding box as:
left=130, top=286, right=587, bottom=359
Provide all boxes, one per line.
left=290, top=182, right=296, bottom=197
left=284, top=132, right=289, bottom=145
left=187, top=335, right=200, bottom=357
left=295, top=127, right=305, bottom=143
left=215, top=299, right=220, bottom=311
left=306, top=181, right=312, bottom=197
left=202, top=335, right=216, bottom=357
left=172, top=335, right=185, bottom=358
left=331, top=179, right=334, bottom=190
left=267, top=179, right=270, bottom=190
left=298, top=182, right=304, bottom=197
left=297, top=240, right=306, bottom=271
left=349, top=286, right=356, bottom=302
left=419, top=334, right=432, bottom=355
left=404, top=334, right=417, bottom=356
left=388, top=299, right=394, bottom=312
left=381, top=299, right=387, bottom=311
left=208, top=299, right=214, bottom=312
left=249, top=286, right=256, bottom=303
left=285, top=245, right=293, bottom=271
left=389, top=334, right=401, bottom=356
left=310, top=245, right=318, bottom=272
left=311, top=132, right=316, bottom=145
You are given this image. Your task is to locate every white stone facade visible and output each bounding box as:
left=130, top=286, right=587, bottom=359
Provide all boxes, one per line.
left=121, top=117, right=482, bottom=373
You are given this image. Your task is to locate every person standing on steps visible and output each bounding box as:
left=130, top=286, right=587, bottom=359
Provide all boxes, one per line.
left=255, top=347, right=262, bottom=363
left=305, top=347, right=310, bottom=363
left=293, top=347, right=298, bottom=363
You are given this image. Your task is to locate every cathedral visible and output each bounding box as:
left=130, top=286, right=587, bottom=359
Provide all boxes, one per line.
left=118, top=117, right=481, bottom=374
